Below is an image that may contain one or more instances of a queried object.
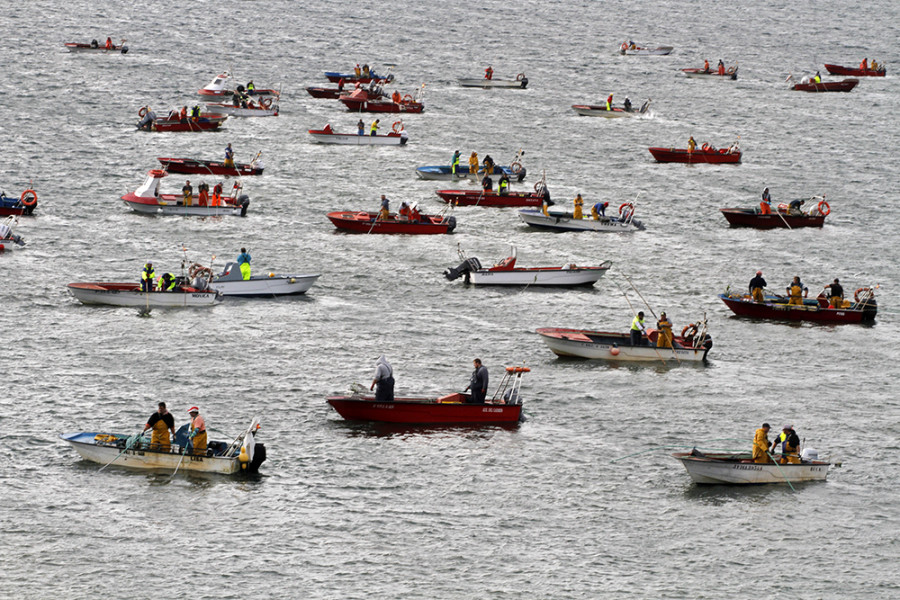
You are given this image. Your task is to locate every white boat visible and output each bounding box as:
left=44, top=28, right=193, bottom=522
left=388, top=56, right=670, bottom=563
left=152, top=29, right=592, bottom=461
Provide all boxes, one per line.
left=459, top=74, right=528, bottom=88
left=0, top=216, right=26, bottom=251
left=571, top=99, right=651, bottom=117
left=205, top=101, right=278, bottom=117
left=67, top=282, right=222, bottom=307
left=681, top=65, right=738, bottom=80
left=518, top=208, right=645, bottom=232
left=197, top=72, right=280, bottom=99
left=309, top=124, right=408, bottom=145
left=672, top=449, right=831, bottom=484
left=536, top=326, right=712, bottom=362
left=444, top=247, right=611, bottom=286
left=121, top=169, right=250, bottom=216
left=60, top=419, right=265, bottom=475
left=619, top=44, right=673, bottom=56
left=206, top=261, right=321, bottom=297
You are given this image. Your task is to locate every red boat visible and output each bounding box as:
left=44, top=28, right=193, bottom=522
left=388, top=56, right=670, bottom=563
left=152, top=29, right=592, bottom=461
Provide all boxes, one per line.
left=339, top=88, right=424, bottom=113
left=719, top=287, right=877, bottom=324
left=792, top=78, right=859, bottom=92
left=327, top=366, right=528, bottom=425
left=649, top=144, right=741, bottom=164
left=720, top=198, right=829, bottom=229
left=824, top=63, right=885, bottom=77
left=64, top=39, right=128, bottom=53
left=306, top=87, right=343, bottom=99
left=325, top=70, right=394, bottom=85
left=158, top=156, right=264, bottom=176
left=328, top=211, right=455, bottom=234
left=436, top=189, right=542, bottom=207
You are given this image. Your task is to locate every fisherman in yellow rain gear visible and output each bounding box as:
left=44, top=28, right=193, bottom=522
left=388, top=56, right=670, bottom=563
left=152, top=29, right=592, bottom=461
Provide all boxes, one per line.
left=749, top=270, right=766, bottom=303
left=786, top=276, right=808, bottom=306
left=187, top=406, right=207, bottom=456
left=573, top=194, right=584, bottom=219
left=143, top=402, right=176, bottom=452
left=687, top=136, right=696, bottom=153
left=752, top=423, right=772, bottom=463
left=770, top=424, right=800, bottom=464
left=468, top=151, right=479, bottom=177
left=591, top=201, right=608, bottom=220
left=656, top=312, right=673, bottom=348
left=378, top=194, right=390, bottom=221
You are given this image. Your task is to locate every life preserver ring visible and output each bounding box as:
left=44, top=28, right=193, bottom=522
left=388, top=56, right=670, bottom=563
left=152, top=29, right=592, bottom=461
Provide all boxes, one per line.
left=188, top=263, right=212, bottom=279
left=777, top=203, right=788, bottom=211
left=701, top=143, right=710, bottom=151
left=619, top=202, right=634, bottom=215
left=534, top=181, right=545, bottom=193
left=817, top=200, right=830, bottom=216
left=402, top=94, right=414, bottom=104
left=260, top=98, right=272, bottom=109
left=510, top=161, right=523, bottom=174
left=681, top=323, right=698, bottom=339
left=854, top=287, right=872, bottom=302
left=516, top=73, right=525, bottom=81
left=392, top=120, right=403, bottom=133
left=20, top=189, right=37, bottom=207
left=621, top=42, right=628, bottom=51
left=138, top=106, right=148, bottom=117
left=727, top=67, right=735, bottom=75
left=149, top=169, right=166, bottom=178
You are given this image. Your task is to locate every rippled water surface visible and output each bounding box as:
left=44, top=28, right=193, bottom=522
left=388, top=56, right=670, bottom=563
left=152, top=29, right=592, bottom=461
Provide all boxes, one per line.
left=2, top=0, right=900, bottom=598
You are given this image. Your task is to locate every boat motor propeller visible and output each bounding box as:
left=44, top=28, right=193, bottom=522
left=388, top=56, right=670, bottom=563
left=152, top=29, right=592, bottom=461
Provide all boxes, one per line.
left=444, top=257, right=482, bottom=282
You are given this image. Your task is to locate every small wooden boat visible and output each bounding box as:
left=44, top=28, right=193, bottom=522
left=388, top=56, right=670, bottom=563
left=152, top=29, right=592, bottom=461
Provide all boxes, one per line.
left=417, top=152, right=527, bottom=181
left=136, top=108, right=228, bottom=132
left=325, top=70, right=393, bottom=84
left=60, top=419, right=265, bottom=474
left=824, top=63, right=885, bottom=77
left=718, top=287, right=877, bottom=324
left=720, top=198, right=829, bottom=229
left=327, top=366, right=528, bottom=425
left=67, top=282, right=222, bottom=307
left=459, top=73, right=528, bottom=88
left=64, top=39, right=128, bottom=53
left=0, top=216, right=26, bottom=251
left=518, top=206, right=645, bottom=232
left=328, top=210, right=455, bottom=234
left=157, top=156, right=264, bottom=177
left=306, top=86, right=343, bottom=99
left=445, top=248, right=611, bottom=286
left=196, top=261, right=320, bottom=297
left=205, top=100, right=278, bottom=117
left=0, top=189, right=38, bottom=216
left=619, top=42, right=673, bottom=56
left=198, top=72, right=280, bottom=99
left=673, top=448, right=831, bottom=484
left=339, top=88, right=424, bottom=113
left=435, top=189, right=541, bottom=207
left=537, top=320, right=712, bottom=363
left=572, top=99, right=650, bottom=117
left=309, top=122, right=408, bottom=145
left=791, top=77, right=859, bottom=92
left=649, top=144, right=741, bottom=164
left=122, top=169, right=250, bottom=217
left=681, top=65, right=738, bottom=80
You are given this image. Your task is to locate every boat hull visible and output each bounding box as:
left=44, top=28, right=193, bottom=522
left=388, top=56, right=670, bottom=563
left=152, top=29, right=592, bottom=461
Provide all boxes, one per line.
left=146, top=117, right=227, bottom=132
left=339, top=98, right=424, bottom=113
left=720, top=208, right=825, bottom=228
left=792, top=78, right=859, bottom=92
left=308, top=130, right=407, bottom=145
left=469, top=266, right=608, bottom=286
left=416, top=165, right=524, bottom=181
left=681, top=68, right=737, bottom=80
left=67, top=282, right=221, bottom=307
left=673, top=452, right=830, bottom=484
left=436, top=190, right=541, bottom=207
left=211, top=274, right=320, bottom=297
left=536, top=327, right=710, bottom=362
left=122, top=193, right=248, bottom=216
left=458, top=78, right=527, bottom=88
left=648, top=147, right=741, bottom=164
left=518, top=209, right=643, bottom=232
left=327, top=395, right=521, bottom=424
left=824, top=64, right=885, bottom=77
left=325, top=72, right=392, bottom=84
left=718, top=293, right=876, bottom=323
left=65, top=42, right=128, bottom=53
left=157, top=158, right=263, bottom=176
left=621, top=46, right=673, bottom=56
left=571, top=104, right=647, bottom=117
left=328, top=211, right=455, bottom=234
left=306, top=87, right=343, bottom=98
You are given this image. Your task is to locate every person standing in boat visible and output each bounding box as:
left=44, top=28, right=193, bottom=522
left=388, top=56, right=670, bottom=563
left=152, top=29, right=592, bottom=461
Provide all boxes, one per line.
left=370, top=119, right=380, bottom=136
left=541, top=185, right=554, bottom=216
left=752, top=423, right=772, bottom=463
left=860, top=58, right=868, bottom=71
left=687, top=136, right=696, bottom=153
left=770, top=425, right=800, bottom=464
left=105, top=37, right=113, bottom=50
left=624, top=97, right=633, bottom=112
left=466, top=358, right=489, bottom=404
left=451, top=150, right=461, bottom=178
left=760, top=188, right=772, bottom=214
left=357, top=119, right=365, bottom=135
left=717, top=60, right=725, bottom=76
left=702, top=59, right=710, bottom=73
left=482, top=155, right=495, bottom=175
left=224, top=143, right=234, bottom=168
left=824, top=278, right=844, bottom=308
left=749, top=270, right=767, bottom=303
left=484, top=66, right=493, bottom=80
left=140, top=261, right=156, bottom=292
left=591, top=201, right=608, bottom=220
left=497, top=173, right=509, bottom=196
left=605, top=93, right=613, bottom=111
left=468, top=151, right=479, bottom=178
left=813, top=70, right=822, bottom=83
left=656, top=312, right=674, bottom=348
left=143, top=402, right=176, bottom=452
left=630, top=311, right=646, bottom=346
left=247, top=80, right=255, bottom=94
left=187, top=407, right=207, bottom=456
left=237, top=247, right=252, bottom=280
left=786, top=276, right=808, bottom=306
left=370, top=355, right=394, bottom=402
left=481, top=174, right=493, bottom=191
left=377, top=195, right=390, bottom=221
left=182, top=181, right=193, bottom=206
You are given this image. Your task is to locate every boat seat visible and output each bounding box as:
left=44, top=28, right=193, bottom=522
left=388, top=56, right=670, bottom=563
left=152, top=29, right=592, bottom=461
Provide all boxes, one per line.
left=437, top=393, right=466, bottom=404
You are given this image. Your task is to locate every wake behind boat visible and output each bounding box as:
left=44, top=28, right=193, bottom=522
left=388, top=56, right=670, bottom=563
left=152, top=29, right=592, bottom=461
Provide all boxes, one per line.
left=444, top=247, right=611, bottom=287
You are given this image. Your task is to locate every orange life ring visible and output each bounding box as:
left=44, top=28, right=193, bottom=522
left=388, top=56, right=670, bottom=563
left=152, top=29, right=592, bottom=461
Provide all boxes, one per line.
left=149, top=169, right=167, bottom=178
left=402, top=93, right=414, bottom=104
left=681, top=323, right=698, bottom=338
left=510, top=161, right=523, bottom=174
left=392, top=120, right=403, bottom=133
left=854, top=287, right=872, bottom=302
left=619, top=202, right=634, bottom=215
left=138, top=106, right=148, bottom=117
left=20, top=189, right=38, bottom=207
left=516, top=73, right=525, bottom=81
left=701, top=143, right=710, bottom=151
left=260, top=98, right=272, bottom=109
left=817, top=200, right=830, bottom=216
left=727, top=67, right=735, bottom=75
left=777, top=203, right=788, bottom=211
left=188, top=263, right=212, bottom=279
left=621, top=42, right=628, bottom=51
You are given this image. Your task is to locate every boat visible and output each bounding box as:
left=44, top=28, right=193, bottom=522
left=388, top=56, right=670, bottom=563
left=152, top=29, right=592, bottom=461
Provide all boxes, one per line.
left=198, top=72, right=280, bottom=99
left=67, top=282, right=222, bottom=307
left=536, top=317, right=713, bottom=363
left=720, top=197, right=829, bottom=229
left=445, top=247, right=611, bottom=287
left=327, top=210, right=455, bottom=234
left=619, top=42, right=674, bottom=56
left=325, top=70, right=394, bottom=84
left=0, top=189, right=38, bottom=216
left=459, top=73, right=528, bottom=88
left=305, top=86, right=343, bottom=99
left=121, top=169, right=250, bottom=217
left=136, top=107, right=227, bottom=132
left=64, top=39, right=128, bottom=53
left=0, top=216, right=26, bottom=251
left=435, top=189, right=542, bottom=207
left=681, top=65, right=738, bottom=80
left=416, top=151, right=527, bottom=181
left=60, top=418, right=265, bottom=475
left=187, top=260, right=320, bottom=297
left=718, top=286, right=877, bottom=324
left=157, top=155, right=264, bottom=177
left=571, top=99, right=651, bottom=117
left=518, top=204, right=645, bottom=232
left=309, top=122, right=408, bottom=145
left=204, top=99, right=278, bottom=117
left=790, top=76, right=859, bottom=92
left=326, top=366, right=528, bottom=425
left=673, top=448, right=831, bottom=484
left=649, top=142, right=741, bottom=164
left=824, top=63, right=885, bottom=77
left=339, top=88, right=424, bottom=113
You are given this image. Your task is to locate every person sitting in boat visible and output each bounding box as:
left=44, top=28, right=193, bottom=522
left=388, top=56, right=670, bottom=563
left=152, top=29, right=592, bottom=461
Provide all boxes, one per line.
left=90, top=39, right=99, bottom=48
left=408, top=203, right=421, bottom=223
left=181, top=181, right=193, bottom=207
left=786, top=276, right=808, bottom=306
left=468, top=151, right=479, bottom=177
left=702, top=59, right=710, bottom=73
left=451, top=150, right=461, bottom=177
left=197, top=182, right=209, bottom=206
left=465, top=358, right=489, bottom=404
left=770, top=425, right=800, bottom=464
left=497, top=173, right=510, bottom=196
left=717, top=60, right=725, bottom=76
left=481, top=174, right=493, bottom=191
left=760, top=188, right=772, bottom=214
left=573, top=193, right=584, bottom=219
left=224, top=143, right=234, bottom=168
left=752, top=423, right=772, bottom=464
left=624, top=97, right=632, bottom=112
left=630, top=312, right=647, bottom=346
left=656, top=312, right=673, bottom=348
left=180, top=106, right=188, bottom=122
left=628, top=40, right=636, bottom=50
left=105, top=37, right=113, bottom=50
left=392, top=90, right=402, bottom=104
left=788, top=198, right=805, bottom=215
left=398, top=201, right=411, bottom=220
left=357, top=119, right=365, bottom=136
left=378, top=195, right=390, bottom=221
left=687, top=136, right=696, bottom=153
left=541, top=186, right=554, bottom=216
left=143, top=402, right=176, bottom=452
left=824, top=278, right=844, bottom=308
left=749, top=270, right=767, bottom=303
left=605, top=93, right=613, bottom=111
left=362, top=64, right=371, bottom=78
left=156, top=272, right=176, bottom=291
left=370, top=119, right=380, bottom=136
left=813, top=70, right=822, bottom=83
left=591, top=201, right=608, bottom=220
left=187, top=407, right=207, bottom=456
left=484, top=65, right=494, bottom=80
left=237, top=247, right=252, bottom=280
left=482, top=155, right=495, bottom=175
left=370, top=355, right=394, bottom=402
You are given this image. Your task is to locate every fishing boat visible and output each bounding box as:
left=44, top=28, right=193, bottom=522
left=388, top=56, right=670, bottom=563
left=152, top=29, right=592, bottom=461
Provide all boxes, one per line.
left=136, top=107, right=227, bottom=132
left=445, top=247, right=611, bottom=286
left=718, top=287, right=877, bottom=324
left=571, top=99, right=651, bottom=117
left=0, top=189, right=38, bottom=216
left=619, top=42, right=674, bottom=55
left=536, top=317, right=713, bottom=363
left=416, top=151, right=527, bottom=181
left=157, top=155, right=264, bottom=177
left=339, top=88, right=424, bottom=113
left=327, top=210, right=455, bottom=234
left=672, top=448, right=831, bottom=484
left=67, top=282, right=222, bottom=307
left=649, top=143, right=741, bottom=164
left=518, top=204, right=645, bottom=232
left=789, top=76, right=859, bottom=92
left=325, top=69, right=393, bottom=84
left=198, top=72, right=280, bottom=99
left=306, top=86, right=343, bottom=99
left=720, top=197, right=829, bottom=229
left=824, top=63, right=885, bottom=77
left=309, top=122, right=408, bottom=145
left=122, top=169, right=250, bottom=217
left=205, top=99, right=278, bottom=117
left=60, top=418, right=265, bottom=475
left=326, top=366, right=528, bottom=425
left=64, top=39, right=128, bottom=53
left=459, top=73, right=528, bottom=88
left=187, top=261, right=321, bottom=297
left=681, top=64, right=738, bottom=80
left=435, top=189, right=542, bottom=207
left=0, top=216, right=26, bottom=251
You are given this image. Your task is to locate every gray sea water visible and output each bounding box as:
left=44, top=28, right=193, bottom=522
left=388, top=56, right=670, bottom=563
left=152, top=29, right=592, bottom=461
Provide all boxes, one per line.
left=2, top=0, right=899, bottom=598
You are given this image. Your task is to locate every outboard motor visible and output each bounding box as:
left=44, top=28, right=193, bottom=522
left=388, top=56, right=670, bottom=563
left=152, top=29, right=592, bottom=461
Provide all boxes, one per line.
left=445, top=215, right=457, bottom=232
left=248, top=443, right=267, bottom=472
left=800, top=448, right=818, bottom=462
left=520, top=77, right=529, bottom=89
left=121, top=45, right=128, bottom=54
left=90, top=39, right=98, bottom=48
left=444, top=257, right=482, bottom=281
left=239, top=195, right=250, bottom=217
left=236, top=84, right=245, bottom=93
left=516, top=166, right=527, bottom=182
left=631, top=218, right=646, bottom=230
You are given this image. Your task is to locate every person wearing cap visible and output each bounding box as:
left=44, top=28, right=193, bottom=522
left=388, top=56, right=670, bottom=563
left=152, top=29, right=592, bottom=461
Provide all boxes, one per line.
left=182, top=180, right=193, bottom=207
left=451, top=150, right=461, bottom=178
left=752, top=423, right=772, bottom=463
left=786, top=276, right=808, bottom=306
left=224, top=143, right=234, bottom=168
left=237, top=247, right=252, bottom=280
left=370, top=355, right=394, bottom=402
left=140, top=262, right=156, bottom=292
left=630, top=311, right=646, bottom=346
left=591, top=201, right=608, bottom=220
left=465, top=358, right=489, bottom=404
left=770, top=425, right=800, bottom=464
left=749, top=270, right=767, bottom=303
left=497, top=172, right=509, bottom=196
left=824, top=278, right=844, bottom=308
left=656, top=312, right=673, bottom=348
left=760, top=188, right=772, bottom=214
left=468, top=151, right=479, bottom=178
left=573, top=194, right=584, bottom=220
left=143, top=402, right=176, bottom=452
left=187, top=407, right=207, bottom=455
